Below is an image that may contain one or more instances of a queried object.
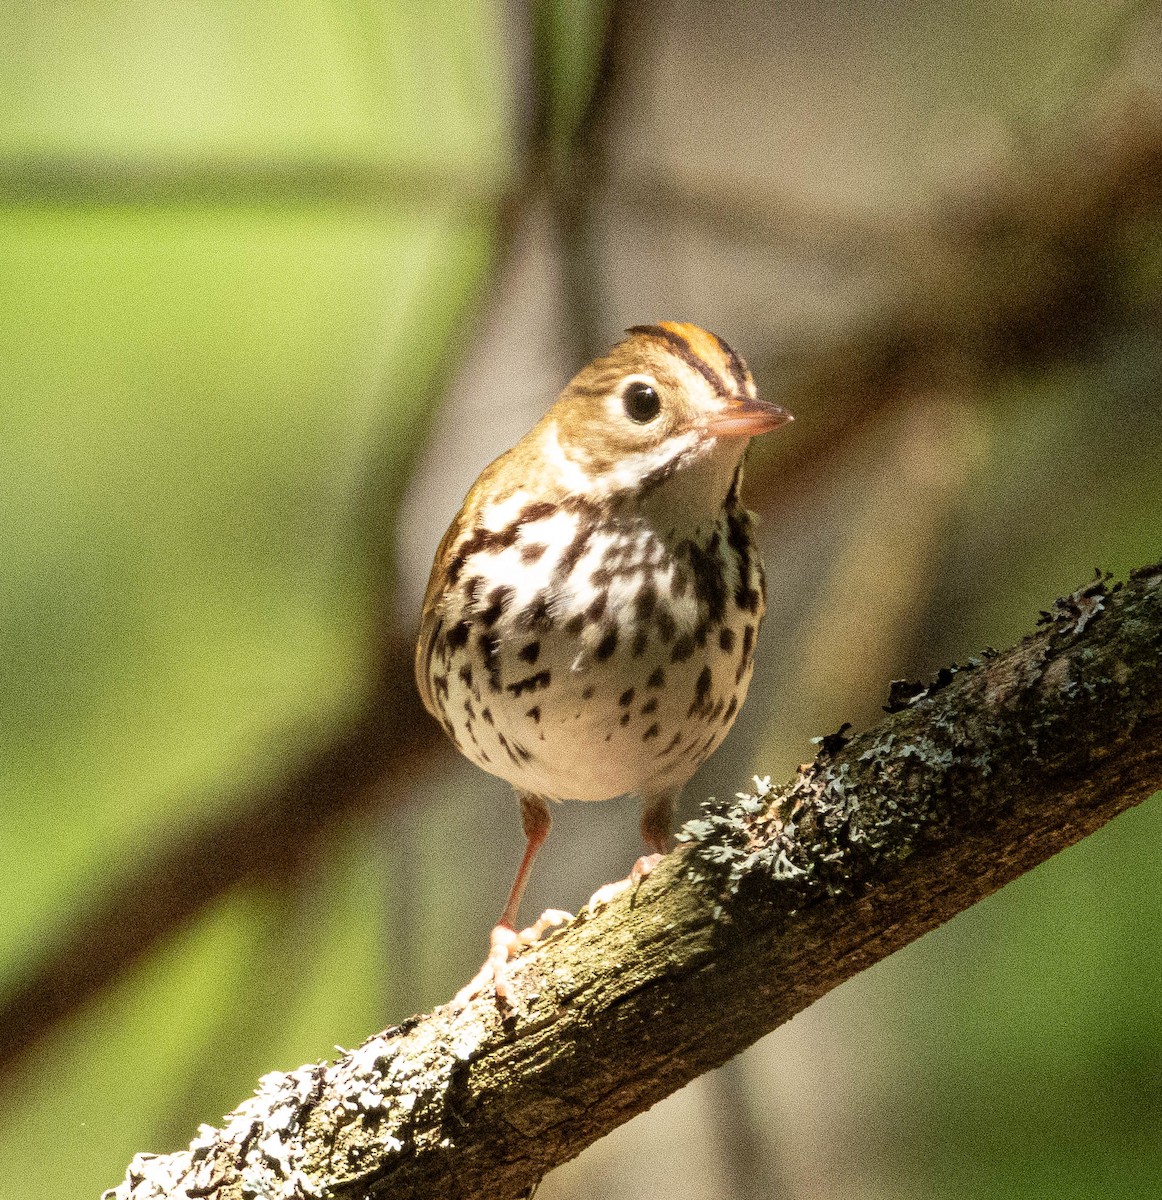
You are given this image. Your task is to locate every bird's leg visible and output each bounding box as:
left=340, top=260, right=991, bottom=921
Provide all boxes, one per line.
left=452, top=792, right=570, bottom=1010
left=587, top=787, right=680, bottom=913
left=497, top=793, right=551, bottom=928
left=633, top=788, right=675, bottom=881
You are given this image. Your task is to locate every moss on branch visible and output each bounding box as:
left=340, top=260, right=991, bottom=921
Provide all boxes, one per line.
left=107, top=563, right=1162, bottom=1200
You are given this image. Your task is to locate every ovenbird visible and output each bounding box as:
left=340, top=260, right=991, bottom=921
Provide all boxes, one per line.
left=416, top=321, right=791, bottom=1003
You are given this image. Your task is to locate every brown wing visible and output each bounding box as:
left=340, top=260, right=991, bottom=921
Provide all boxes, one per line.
left=414, top=510, right=467, bottom=720
left=412, top=441, right=535, bottom=719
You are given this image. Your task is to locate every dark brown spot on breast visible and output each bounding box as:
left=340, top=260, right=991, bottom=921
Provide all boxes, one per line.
left=632, top=629, right=649, bottom=657
left=498, top=731, right=521, bottom=764
left=481, top=706, right=493, bottom=725
left=686, top=536, right=727, bottom=625
left=595, top=627, right=619, bottom=661
left=722, top=695, right=738, bottom=724
left=518, top=595, right=554, bottom=633
left=479, top=585, right=514, bottom=627
left=458, top=662, right=473, bottom=687
left=519, top=500, right=558, bottom=524
left=671, top=634, right=695, bottom=663
left=634, top=580, right=658, bottom=622
left=640, top=697, right=657, bottom=715
left=736, top=585, right=761, bottom=614
left=446, top=620, right=470, bottom=651
left=719, top=627, right=735, bottom=654
left=587, top=590, right=609, bottom=623
left=736, top=624, right=756, bottom=683
left=655, top=607, right=676, bottom=643
left=526, top=705, right=541, bottom=723
left=565, top=613, right=585, bottom=636
left=518, top=640, right=541, bottom=665
left=582, top=686, right=594, bottom=699
left=507, top=670, right=551, bottom=697
left=620, top=712, right=631, bottom=726
left=555, top=520, right=595, bottom=581
left=687, top=666, right=712, bottom=718
left=726, top=503, right=751, bottom=558
left=520, top=542, right=548, bottom=564
left=448, top=526, right=520, bottom=586
left=619, top=687, right=635, bottom=707
left=478, top=631, right=502, bottom=690
left=642, top=723, right=660, bottom=741
left=647, top=666, right=666, bottom=688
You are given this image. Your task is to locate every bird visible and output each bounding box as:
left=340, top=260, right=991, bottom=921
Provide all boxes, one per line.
left=415, top=321, right=792, bottom=1005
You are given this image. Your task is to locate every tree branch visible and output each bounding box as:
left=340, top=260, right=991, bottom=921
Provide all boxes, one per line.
left=106, top=561, right=1162, bottom=1200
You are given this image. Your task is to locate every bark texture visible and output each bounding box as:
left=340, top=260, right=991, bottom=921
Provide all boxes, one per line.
left=106, top=563, right=1162, bottom=1200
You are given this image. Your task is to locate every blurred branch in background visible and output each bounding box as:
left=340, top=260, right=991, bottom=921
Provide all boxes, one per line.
left=0, top=633, right=434, bottom=1075
left=0, top=157, right=517, bottom=212
left=106, top=562, right=1162, bottom=1200
left=743, top=93, right=1162, bottom=510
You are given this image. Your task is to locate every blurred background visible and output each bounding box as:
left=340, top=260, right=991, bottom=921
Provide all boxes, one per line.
left=2, top=2, right=1161, bottom=1197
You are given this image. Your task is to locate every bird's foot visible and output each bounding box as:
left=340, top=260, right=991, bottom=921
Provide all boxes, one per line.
left=586, top=852, right=665, bottom=915
left=451, top=909, right=573, bottom=1011
left=631, top=851, right=664, bottom=883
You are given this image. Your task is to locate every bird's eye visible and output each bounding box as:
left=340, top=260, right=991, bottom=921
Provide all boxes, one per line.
left=622, top=380, right=661, bottom=424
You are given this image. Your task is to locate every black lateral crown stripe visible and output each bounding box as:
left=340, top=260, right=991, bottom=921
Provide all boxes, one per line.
left=627, top=324, right=730, bottom=399
left=712, top=332, right=749, bottom=393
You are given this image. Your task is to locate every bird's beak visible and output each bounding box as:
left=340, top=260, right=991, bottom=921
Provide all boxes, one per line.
left=703, top=397, right=793, bottom=439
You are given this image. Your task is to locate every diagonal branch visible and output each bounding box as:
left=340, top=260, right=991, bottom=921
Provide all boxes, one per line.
left=106, top=561, right=1162, bottom=1200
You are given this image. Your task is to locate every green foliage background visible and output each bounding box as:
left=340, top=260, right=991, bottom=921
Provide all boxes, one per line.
left=0, top=3, right=1158, bottom=1198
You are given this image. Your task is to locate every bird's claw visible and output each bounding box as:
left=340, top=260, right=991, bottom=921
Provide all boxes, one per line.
left=631, top=852, right=663, bottom=884
left=586, top=852, right=664, bottom=915
left=451, top=909, right=574, bottom=1012
left=586, top=879, right=630, bottom=914
left=521, top=908, right=574, bottom=943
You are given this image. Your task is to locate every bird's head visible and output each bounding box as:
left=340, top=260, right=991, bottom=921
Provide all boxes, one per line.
left=533, top=322, right=792, bottom=517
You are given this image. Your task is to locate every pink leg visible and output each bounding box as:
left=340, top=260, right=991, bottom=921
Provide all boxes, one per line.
left=498, top=793, right=551, bottom=929
left=588, top=787, right=681, bottom=912
left=634, top=788, right=675, bottom=877
left=452, top=793, right=570, bottom=1010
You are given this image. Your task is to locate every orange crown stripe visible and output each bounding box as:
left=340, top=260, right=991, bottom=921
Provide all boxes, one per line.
left=656, top=321, right=729, bottom=371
